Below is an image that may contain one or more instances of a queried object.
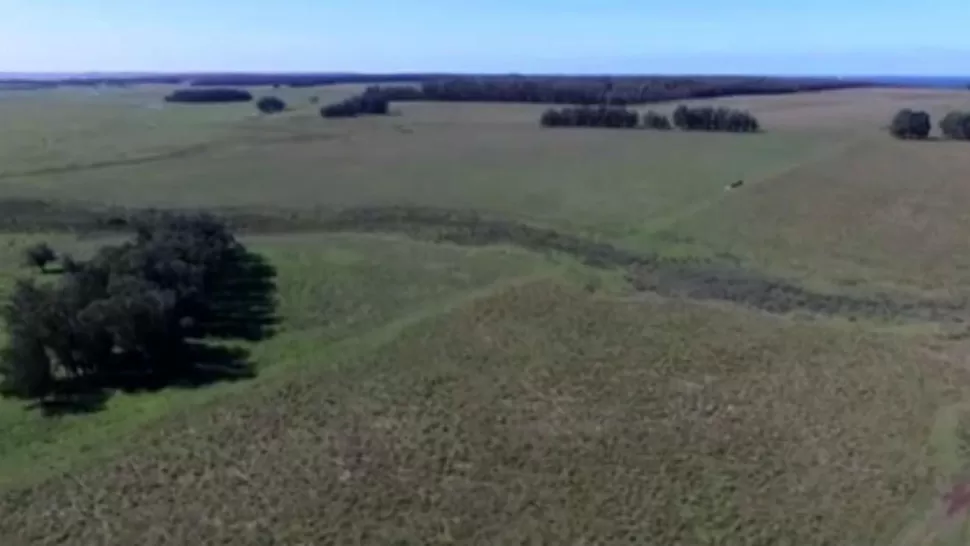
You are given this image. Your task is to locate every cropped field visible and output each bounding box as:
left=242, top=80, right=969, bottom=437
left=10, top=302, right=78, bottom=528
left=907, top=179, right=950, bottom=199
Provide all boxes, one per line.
left=2, top=83, right=970, bottom=545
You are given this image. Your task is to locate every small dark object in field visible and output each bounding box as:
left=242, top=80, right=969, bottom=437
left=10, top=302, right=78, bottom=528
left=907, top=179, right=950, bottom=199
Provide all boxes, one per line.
left=727, top=179, right=744, bottom=189
left=309, top=96, right=320, bottom=104
left=256, top=96, right=286, bottom=114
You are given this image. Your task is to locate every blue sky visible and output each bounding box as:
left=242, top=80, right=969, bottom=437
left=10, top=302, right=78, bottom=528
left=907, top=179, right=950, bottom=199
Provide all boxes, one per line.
left=1, top=0, right=968, bottom=75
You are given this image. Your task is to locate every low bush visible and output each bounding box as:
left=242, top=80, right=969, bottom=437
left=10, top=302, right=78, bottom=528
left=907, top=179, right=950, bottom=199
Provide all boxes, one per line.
left=256, top=96, right=286, bottom=114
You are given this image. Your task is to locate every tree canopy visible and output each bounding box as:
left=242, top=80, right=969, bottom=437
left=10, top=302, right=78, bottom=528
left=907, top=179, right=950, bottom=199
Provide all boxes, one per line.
left=0, top=213, right=277, bottom=404
left=889, top=109, right=932, bottom=139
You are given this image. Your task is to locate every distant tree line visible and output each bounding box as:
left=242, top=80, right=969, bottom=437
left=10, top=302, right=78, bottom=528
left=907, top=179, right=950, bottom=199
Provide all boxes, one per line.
left=186, top=73, right=445, bottom=88
left=319, top=92, right=390, bottom=118
left=539, top=105, right=759, bottom=133
left=0, top=213, right=276, bottom=402
left=0, top=73, right=875, bottom=93
left=363, top=76, right=869, bottom=106
left=164, top=88, right=253, bottom=104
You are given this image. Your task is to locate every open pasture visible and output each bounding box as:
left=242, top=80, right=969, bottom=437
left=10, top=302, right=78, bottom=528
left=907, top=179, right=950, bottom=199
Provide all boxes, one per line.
left=1, top=86, right=967, bottom=290
left=2, top=83, right=970, bottom=545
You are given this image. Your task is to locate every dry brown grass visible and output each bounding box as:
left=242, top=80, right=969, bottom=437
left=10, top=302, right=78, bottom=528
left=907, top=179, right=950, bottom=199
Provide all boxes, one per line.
left=1, top=280, right=964, bottom=545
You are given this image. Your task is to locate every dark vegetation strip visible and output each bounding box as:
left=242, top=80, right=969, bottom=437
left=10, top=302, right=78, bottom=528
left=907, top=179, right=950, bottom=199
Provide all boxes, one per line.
left=363, top=75, right=872, bottom=106
left=1, top=199, right=965, bottom=324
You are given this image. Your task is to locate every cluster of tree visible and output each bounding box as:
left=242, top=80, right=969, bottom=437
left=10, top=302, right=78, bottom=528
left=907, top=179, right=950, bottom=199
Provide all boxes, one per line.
left=539, top=106, right=639, bottom=128
left=164, top=88, right=253, bottom=104
left=889, top=109, right=932, bottom=139
left=319, top=93, right=390, bottom=118
left=0, top=213, right=271, bottom=400
left=672, top=105, right=761, bottom=132
left=256, top=96, right=287, bottom=114
left=538, top=105, right=757, bottom=132
left=362, top=76, right=869, bottom=106
left=642, top=111, right=673, bottom=130
left=939, top=111, right=970, bottom=140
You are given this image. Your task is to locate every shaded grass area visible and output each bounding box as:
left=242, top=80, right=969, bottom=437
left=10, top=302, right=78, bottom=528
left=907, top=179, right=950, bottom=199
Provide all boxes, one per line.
left=0, top=233, right=551, bottom=489
left=0, top=199, right=961, bottom=324
left=1, top=279, right=960, bottom=545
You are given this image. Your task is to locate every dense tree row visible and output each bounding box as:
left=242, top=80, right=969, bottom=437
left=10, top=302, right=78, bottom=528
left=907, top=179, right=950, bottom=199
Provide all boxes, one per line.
left=889, top=109, right=932, bottom=139
left=540, top=106, right=640, bottom=128
left=364, top=76, right=868, bottom=106
left=670, top=105, right=761, bottom=132
left=939, top=111, right=970, bottom=140
left=0, top=213, right=273, bottom=400
left=164, top=88, right=253, bottom=104
left=539, top=105, right=759, bottom=132
left=319, top=93, right=390, bottom=118
left=538, top=107, right=674, bottom=130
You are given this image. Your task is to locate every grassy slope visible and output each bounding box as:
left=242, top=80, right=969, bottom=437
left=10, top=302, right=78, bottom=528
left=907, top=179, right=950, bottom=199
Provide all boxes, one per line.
left=1, top=279, right=966, bottom=545
left=1, top=85, right=970, bottom=544
left=0, top=233, right=554, bottom=488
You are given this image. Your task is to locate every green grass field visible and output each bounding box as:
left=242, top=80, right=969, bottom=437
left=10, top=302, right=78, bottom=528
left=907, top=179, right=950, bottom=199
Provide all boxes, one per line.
left=2, top=84, right=970, bottom=545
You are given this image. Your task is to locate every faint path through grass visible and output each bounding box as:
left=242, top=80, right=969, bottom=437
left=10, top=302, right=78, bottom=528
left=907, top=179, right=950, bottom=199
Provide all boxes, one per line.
left=0, top=267, right=552, bottom=492
left=639, top=135, right=871, bottom=235
left=891, top=401, right=970, bottom=546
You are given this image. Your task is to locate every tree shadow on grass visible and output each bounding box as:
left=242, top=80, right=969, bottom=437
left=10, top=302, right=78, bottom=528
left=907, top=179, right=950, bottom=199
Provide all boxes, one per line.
left=28, top=388, right=111, bottom=417
left=195, top=246, right=280, bottom=342
left=31, top=247, right=278, bottom=417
